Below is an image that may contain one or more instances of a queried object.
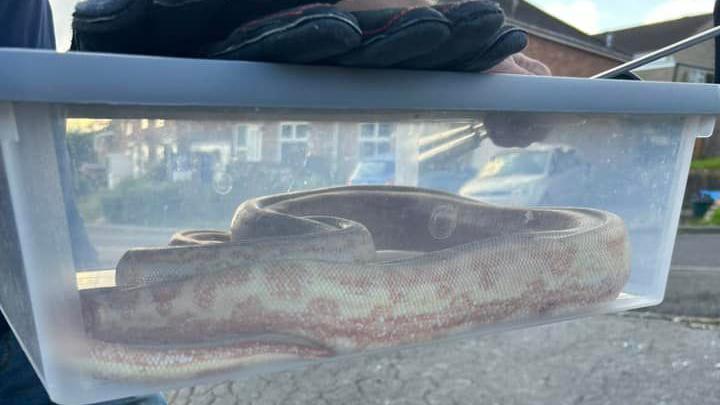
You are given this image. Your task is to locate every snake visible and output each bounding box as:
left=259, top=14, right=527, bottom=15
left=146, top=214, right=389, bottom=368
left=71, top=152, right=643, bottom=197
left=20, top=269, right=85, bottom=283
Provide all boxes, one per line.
left=75, top=185, right=631, bottom=382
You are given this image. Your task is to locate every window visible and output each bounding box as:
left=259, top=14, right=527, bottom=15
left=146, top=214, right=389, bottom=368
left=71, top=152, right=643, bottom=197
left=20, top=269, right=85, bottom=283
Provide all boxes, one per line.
left=155, top=119, right=165, bottom=128
left=234, top=125, right=261, bottom=162
left=676, top=65, right=714, bottom=84
left=281, top=123, right=310, bottom=140
left=688, top=69, right=707, bottom=83
left=279, top=123, right=310, bottom=165
left=359, top=123, right=394, bottom=158
left=141, top=119, right=149, bottom=129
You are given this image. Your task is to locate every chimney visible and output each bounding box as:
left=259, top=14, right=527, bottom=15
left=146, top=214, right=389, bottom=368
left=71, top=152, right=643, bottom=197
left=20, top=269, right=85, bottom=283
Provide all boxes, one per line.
left=605, top=33, right=614, bottom=48
left=511, top=0, right=519, bottom=16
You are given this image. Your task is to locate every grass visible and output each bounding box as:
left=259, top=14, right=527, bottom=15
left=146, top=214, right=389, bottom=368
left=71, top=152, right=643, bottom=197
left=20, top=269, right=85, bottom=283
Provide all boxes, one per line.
left=686, top=204, right=720, bottom=226
left=691, top=157, right=720, bottom=171
left=709, top=208, right=720, bottom=225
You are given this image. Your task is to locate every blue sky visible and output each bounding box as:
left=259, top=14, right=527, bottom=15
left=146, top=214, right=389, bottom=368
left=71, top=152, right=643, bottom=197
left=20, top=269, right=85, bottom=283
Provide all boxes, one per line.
left=50, top=0, right=716, bottom=50
left=527, top=0, right=715, bottom=34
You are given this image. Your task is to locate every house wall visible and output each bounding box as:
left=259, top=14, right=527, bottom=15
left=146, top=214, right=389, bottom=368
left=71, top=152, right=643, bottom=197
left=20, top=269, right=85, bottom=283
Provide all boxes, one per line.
left=309, top=122, right=337, bottom=159
left=674, top=22, right=714, bottom=71
left=523, top=35, right=623, bottom=77
left=624, top=21, right=720, bottom=158
left=635, top=67, right=675, bottom=82
left=337, top=122, right=361, bottom=181
left=261, top=123, right=279, bottom=162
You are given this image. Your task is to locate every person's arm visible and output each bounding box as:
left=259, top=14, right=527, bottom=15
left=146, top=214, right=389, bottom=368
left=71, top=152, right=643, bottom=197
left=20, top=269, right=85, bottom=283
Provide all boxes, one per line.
left=0, top=0, right=56, bottom=50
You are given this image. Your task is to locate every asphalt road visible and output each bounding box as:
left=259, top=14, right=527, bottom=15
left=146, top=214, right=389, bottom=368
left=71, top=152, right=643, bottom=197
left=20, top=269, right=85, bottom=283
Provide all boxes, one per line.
left=656, top=232, right=720, bottom=318
left=671, top=233, right=720, bottom=269
left=86, top=224, right=180, bottom=269
left=166, top=314, right=720, bottom=405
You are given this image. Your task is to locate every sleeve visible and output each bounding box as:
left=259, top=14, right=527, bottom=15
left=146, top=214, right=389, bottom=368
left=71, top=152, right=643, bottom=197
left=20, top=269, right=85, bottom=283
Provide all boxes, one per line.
left=0, top=0, right=56, bottom=50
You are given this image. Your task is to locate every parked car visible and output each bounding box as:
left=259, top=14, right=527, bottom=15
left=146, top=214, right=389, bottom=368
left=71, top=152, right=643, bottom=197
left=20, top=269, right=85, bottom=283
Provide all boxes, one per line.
left=459, top=145, right=590, bottom=206
left=348, top=157, right=475, bottom=193
left=348, top=158, right=395, bottom=185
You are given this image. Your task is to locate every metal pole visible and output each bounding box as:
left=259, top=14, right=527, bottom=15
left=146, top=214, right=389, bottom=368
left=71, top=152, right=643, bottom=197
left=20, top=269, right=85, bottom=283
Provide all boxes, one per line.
left=714, top=0, right=719, bottom=84
left=592, top=25, right=720, bottom=79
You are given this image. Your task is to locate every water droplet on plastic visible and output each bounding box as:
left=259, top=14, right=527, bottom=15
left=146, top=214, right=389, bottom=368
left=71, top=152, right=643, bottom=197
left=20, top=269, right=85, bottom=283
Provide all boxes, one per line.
left=213, top=172, right=233, bottom=195
left=671, top=359, right=691, bottom=369
left=428, top=204, right=458, bottom=240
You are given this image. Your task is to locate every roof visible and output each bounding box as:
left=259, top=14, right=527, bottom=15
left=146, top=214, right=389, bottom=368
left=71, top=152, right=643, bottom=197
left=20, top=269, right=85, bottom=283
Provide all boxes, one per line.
left=594, top=14, right=713, bottom=54
left=495, top=0, right=598, bottom=43
left=493, top=0, right=629, bottom=61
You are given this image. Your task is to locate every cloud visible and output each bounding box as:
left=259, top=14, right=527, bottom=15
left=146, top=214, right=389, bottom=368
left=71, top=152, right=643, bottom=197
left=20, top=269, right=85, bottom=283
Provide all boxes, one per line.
left=644, top=0, right=715, bottom=25
left=541, top=0, right=601, bottom=33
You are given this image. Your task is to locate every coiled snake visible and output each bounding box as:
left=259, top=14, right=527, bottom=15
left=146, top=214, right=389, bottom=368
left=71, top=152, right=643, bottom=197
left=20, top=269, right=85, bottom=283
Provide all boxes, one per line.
left=76, top=186, right=630, bottom=381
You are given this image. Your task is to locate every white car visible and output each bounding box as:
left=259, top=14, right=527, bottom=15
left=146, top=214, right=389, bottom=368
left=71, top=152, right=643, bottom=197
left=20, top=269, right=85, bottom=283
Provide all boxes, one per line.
left=459, top=145, right=590, bottom=207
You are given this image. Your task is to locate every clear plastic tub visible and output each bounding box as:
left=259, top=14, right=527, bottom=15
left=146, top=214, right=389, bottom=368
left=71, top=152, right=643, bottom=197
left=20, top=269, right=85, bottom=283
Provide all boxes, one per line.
left=0, top=49, right=718, bottom=404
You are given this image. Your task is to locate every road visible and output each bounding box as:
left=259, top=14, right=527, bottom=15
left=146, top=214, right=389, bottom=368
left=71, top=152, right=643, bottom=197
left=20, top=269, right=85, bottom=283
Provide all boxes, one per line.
left=656, top=232, right=720, bottom=318
left=671, top=233, right=720, bottom=269
left=166, top=314, right=720, bottom=405
left=86, top=224, right=181, bottom=269
left=82, top=225, right=720, bottom=404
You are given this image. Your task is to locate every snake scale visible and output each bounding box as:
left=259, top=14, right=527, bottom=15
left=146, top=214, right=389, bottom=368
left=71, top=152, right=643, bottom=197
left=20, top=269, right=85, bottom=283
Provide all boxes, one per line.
left=76, top=185, right=630, bottom=381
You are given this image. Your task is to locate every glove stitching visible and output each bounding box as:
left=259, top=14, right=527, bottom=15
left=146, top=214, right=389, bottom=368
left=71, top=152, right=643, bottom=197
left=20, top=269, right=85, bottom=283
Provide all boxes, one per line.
left=153, top=0, right=207, bottom=7
left=363, top=16, right=450, bottom=45
left=74, top=0, right=140, bottom=24
left=209, top=14, right=361, bottom=57
left=245, top=3, right=335, bottom=29
left=361, top=8, right=415, bottom=37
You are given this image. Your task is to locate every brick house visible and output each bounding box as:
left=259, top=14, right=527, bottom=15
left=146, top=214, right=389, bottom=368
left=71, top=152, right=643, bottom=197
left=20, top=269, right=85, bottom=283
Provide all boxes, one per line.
left=594, top=14, right=720, bottom=158
left=495, top=0, right=629, bottom=77
left=595, top=14, right=714, bottom=83
left=97, top=1, right=628, bottom=190
left=103, top=118, right=422, bottom=189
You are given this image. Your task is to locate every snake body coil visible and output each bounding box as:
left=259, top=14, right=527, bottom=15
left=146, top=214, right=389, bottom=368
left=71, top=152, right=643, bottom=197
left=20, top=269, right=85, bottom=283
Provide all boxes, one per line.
left=77, top=186, right=630, bottom=381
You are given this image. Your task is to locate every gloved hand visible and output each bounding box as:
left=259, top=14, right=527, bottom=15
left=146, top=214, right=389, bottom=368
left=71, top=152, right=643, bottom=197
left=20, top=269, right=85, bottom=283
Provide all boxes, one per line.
left=71, top=0, right=529, bottom=72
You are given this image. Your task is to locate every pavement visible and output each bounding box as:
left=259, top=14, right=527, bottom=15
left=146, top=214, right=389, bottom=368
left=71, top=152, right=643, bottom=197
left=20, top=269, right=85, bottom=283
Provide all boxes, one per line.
left=657, top=233, right=720, bottom=317
left=671, top=233, right=720, bottom=268
left=86, top=224, right=179, bottom=269
left=654, top=267, right=720, bottom=317
left=166, top=313, right=720, bottom=405
left=83, top=225, right=720, bottom=404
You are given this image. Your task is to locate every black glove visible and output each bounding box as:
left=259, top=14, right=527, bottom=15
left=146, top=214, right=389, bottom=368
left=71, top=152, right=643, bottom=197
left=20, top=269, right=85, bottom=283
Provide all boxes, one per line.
left=71, top=0, right=528, bottom=71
